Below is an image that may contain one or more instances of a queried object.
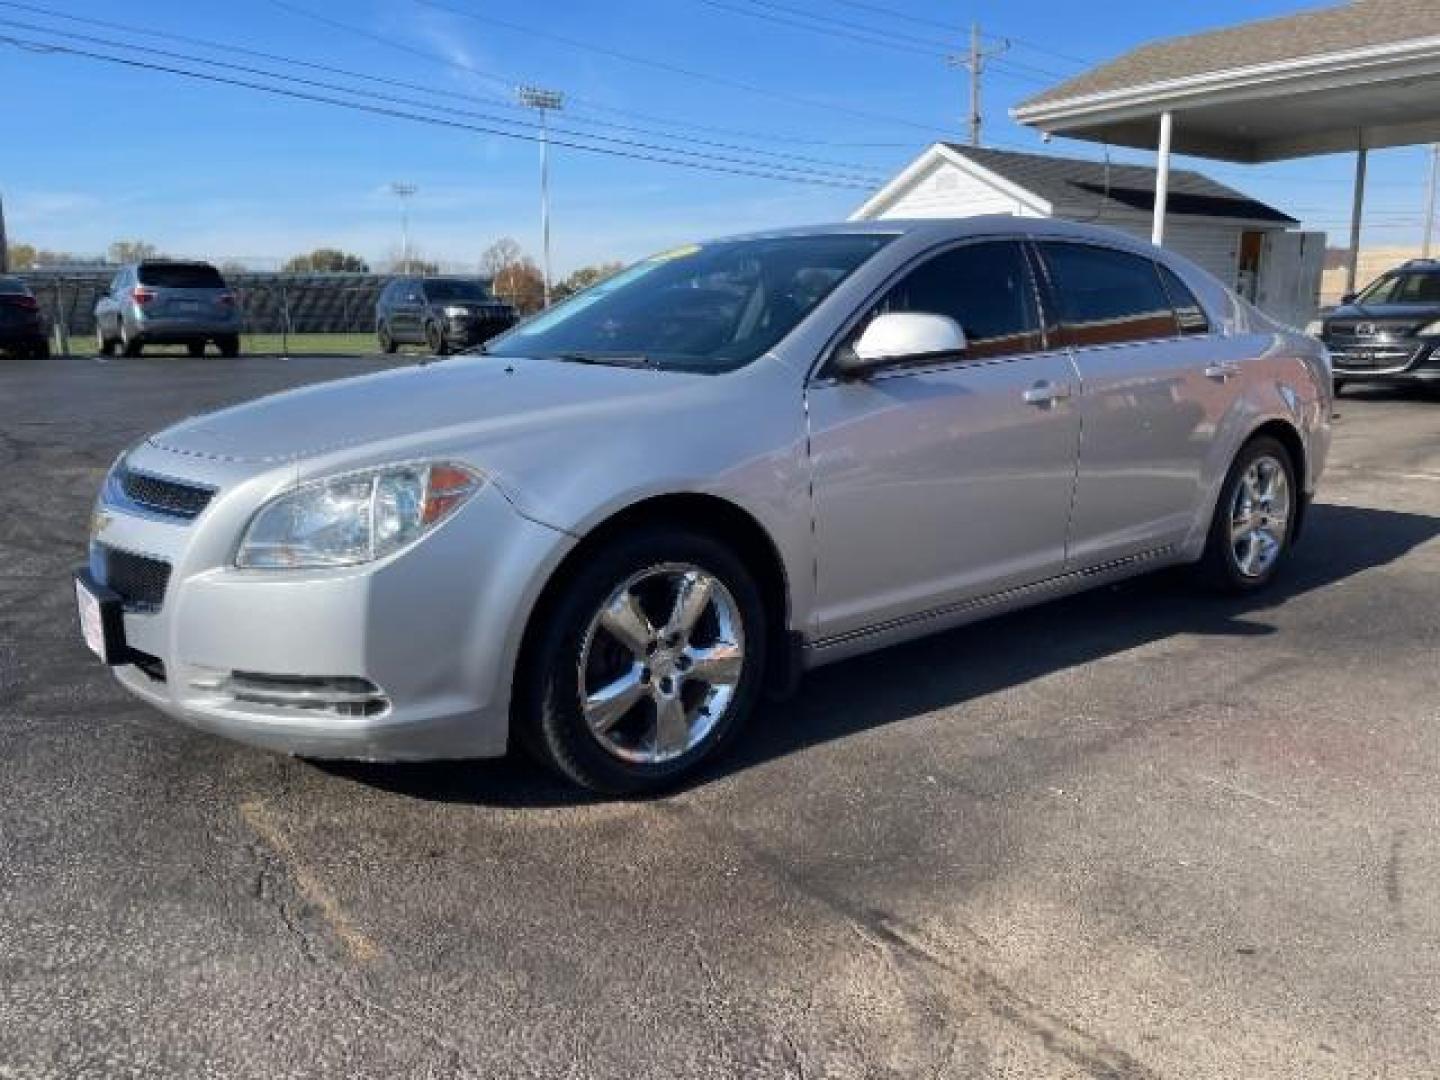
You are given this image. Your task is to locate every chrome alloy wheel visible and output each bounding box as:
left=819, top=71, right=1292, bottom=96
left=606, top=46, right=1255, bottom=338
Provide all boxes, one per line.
left=578, top=563, right=745, bottom=765
left=1229, top=454, right=1291, bottom=579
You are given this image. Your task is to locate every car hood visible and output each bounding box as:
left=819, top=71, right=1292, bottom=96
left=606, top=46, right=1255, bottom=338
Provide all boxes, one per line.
left=147, top=355, right=705, bottom=466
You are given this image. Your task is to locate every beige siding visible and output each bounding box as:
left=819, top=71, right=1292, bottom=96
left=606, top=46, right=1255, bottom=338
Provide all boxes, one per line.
left=870, top=160, right=1040, bottom=219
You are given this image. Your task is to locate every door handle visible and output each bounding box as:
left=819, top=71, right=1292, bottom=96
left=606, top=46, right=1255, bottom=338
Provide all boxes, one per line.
left=1204, top=362, right=1242, bottom=381
left=1023, top=380, right=1072, bottom=406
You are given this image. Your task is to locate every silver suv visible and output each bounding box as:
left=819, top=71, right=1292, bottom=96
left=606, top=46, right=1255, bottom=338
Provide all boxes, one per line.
left=76, top=218, right=1331, bottom=795
left=95, top=260, right=241, bottom=357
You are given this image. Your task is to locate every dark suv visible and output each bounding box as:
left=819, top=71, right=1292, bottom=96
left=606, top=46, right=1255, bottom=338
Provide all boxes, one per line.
left=1319, top=259, right=1440, bottom=393
left=0, top=276, right=49, bottom=358
left=376, top=277, right=516, bottom=355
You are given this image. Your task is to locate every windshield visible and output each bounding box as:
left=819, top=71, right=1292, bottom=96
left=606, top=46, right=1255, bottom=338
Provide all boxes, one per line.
left=424, top=279, right=492, bottom=302
left=486, top=233, right=894, bottom=372
left=1355, top=270, right=1440, bottom=305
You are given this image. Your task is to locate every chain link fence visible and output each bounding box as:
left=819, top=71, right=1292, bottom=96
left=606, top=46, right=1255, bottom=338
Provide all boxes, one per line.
left=16, top=270, right=413, bottom=356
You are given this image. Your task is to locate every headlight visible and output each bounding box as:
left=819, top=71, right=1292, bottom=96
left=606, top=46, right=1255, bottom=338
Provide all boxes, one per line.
left=1419, top=320, right=1440, bottom=336
left=236, top=462, right=482, bottom=569
left=444, top=305, right=468, bottom=318
left=1304, top=319, right=1324, bottom=338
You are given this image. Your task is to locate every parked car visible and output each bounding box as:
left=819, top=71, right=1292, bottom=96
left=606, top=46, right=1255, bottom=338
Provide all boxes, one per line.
left=1316, top=258, right=1440, bottom=392
left=76, top=218, right=1331, bottom=795
left=0, top=276, right=49, bottom=358
left=95, top=260, right=240, bottom=357
left=376, top=276, right=517, bottom=355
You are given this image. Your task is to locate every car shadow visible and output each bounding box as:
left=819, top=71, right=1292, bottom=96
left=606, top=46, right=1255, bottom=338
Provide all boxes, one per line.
left=318, top=502, right=1440, bottom=808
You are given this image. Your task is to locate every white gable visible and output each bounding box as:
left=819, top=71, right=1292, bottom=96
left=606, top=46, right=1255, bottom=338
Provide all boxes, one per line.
left=851, top=145, right=1051, bottom=221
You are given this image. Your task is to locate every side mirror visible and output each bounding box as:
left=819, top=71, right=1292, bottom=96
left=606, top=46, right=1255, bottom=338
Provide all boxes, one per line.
left=1340, top=292, right=1357, bottom=305
left=838, top=311, right=968, bottom=376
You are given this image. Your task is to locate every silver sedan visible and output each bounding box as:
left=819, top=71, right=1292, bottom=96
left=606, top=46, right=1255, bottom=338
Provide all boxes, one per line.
left=76, top=218, right=1331, bottom=794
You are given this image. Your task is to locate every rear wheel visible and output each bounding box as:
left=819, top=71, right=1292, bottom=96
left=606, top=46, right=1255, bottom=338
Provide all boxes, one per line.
left=34, top=340, right=50, bottom=359
left=517, top=527, right=766, bottom=796
left=425, top=320, right=449, bottom=355
left=378, top=322, right=398, bottom=354
left=95, top=324, right=115, bottom=357
left=186, top=341, right=206, bottom=357
left=120, top=323, right=143, bottom=357
left=217, top=334, right=240, bottom=358
left=1198, top=435, right=1296, bottom=594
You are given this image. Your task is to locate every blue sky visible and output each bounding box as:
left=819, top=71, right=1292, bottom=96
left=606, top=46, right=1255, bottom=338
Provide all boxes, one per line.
left=0, top=0, right=1432, bottom=275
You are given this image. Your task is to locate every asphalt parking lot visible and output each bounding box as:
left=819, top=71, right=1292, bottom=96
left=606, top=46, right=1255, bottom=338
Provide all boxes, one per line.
left=2, top=353, right=1438, bottom=1079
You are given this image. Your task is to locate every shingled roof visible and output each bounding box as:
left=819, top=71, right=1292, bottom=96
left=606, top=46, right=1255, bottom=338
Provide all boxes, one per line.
left=942, top=145, right=1297, bottom=224
left=1021, top=0, right=1440, bottom=110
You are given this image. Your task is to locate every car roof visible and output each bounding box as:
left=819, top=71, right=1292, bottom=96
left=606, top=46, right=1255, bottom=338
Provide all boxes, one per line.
left=711, top=215, right=1166, bottom=254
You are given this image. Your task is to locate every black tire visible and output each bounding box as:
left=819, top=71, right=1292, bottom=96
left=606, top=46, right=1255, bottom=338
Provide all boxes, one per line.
left=217, top=334, right=240, bottom=358
left=1197, top=435, right=1297, bottom=594
left=120, top=325, right=143, bottom=357
left=95, top=324, right=115, bottom=357
left=34, top=340, right=50, bottom=359
left=378, top=322, right=398, bottom=354
left=1333, top=379, right=1346, bottom=397
left=425, top=320, right=450, bottom=356
left=186, top=341, right=206, bottom=358
left=517, top=527, right=767, bottom=796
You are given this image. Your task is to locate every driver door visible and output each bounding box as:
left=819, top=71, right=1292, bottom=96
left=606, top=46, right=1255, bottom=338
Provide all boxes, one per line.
left=805, top=240, right=1082, bottom=642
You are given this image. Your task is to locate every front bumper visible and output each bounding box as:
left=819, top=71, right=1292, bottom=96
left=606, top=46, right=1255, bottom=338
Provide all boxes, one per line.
left=1327, top=337, right=1440, bottom=382
left=90, top=446, right=573, bottom=761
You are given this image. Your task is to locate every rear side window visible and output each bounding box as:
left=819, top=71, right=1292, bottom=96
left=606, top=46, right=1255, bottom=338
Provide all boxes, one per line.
left=870, top=240, right=1042, bottom=360
left=1157, top=264, right=1210, bottom=335
left=1039, top=242, right=1178, bottom=347
left=137, top=263, right=226, bottom=289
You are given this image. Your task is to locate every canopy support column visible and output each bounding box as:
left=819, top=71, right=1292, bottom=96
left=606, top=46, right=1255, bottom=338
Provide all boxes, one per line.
left=1346, top=145, right=1368, bottom=296
left=1151, top=110, right=1173, bottom=246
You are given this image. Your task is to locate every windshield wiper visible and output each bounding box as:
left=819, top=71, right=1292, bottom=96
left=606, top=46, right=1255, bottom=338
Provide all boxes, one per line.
left=549, top=352, right=656, bottom=369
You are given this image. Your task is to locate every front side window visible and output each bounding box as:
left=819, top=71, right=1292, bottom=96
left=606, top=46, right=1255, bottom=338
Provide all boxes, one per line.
left=1356, top=270, right=1440, bottom=305
left=861, top=240, right=1042, bottom=360
left=1040, top=242, right=1179, bottom=347
left=487, top=233, right=895, bottom=373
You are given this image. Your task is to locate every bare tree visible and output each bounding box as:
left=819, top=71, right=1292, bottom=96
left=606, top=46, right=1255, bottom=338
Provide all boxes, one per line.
left=108, top=239, right=159, bottom=264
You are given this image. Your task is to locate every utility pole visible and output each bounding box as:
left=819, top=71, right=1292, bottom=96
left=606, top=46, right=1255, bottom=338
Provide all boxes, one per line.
left=947, top=24, right=1009, bottom=148
left=390, top=182, right=417, bottom=274
left=518, top=85, right=564, bottom=307
left=1424, top=144, right=1439, bottom=258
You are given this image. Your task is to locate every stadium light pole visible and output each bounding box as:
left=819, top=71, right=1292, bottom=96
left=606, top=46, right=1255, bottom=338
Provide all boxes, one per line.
left=390, top=181, right=417, bottom=274
left=517, top=86, right=564, bottom=306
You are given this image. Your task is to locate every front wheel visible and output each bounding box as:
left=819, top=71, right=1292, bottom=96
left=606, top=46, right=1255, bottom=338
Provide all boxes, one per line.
left=518, top=528, right=766, bottom=796
left=1198, top=436, right=1297, bottom=594
left=217, top=334, right=240, bottom=358
left=186, top=341, right=206, bottom=357
left=425, top=320, right=449, bottom=356
left=378, top=322, right=397, bottom=354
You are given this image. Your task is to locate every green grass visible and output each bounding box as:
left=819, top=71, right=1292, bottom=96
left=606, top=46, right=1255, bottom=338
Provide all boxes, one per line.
left=239, top=332, right=380, bottom=356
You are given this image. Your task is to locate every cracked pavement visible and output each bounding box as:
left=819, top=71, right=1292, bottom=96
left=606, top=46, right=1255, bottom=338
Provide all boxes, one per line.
left=2, top=354, right=1439, bottom=1078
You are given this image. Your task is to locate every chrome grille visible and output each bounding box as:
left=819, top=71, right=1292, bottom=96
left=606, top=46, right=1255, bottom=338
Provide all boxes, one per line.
left=1328, top=341, right=1424, bottom=370
left=94, top=545, right=172, bottom=612
left=118, top=467, right=215, bottom=520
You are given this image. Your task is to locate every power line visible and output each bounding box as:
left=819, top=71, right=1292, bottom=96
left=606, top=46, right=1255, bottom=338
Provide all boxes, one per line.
left=0, top=4, right=892, bottom=179
left=0, top=31, right=879, bottom=191
left=694, top=0, right=949, bottom=54
left=819, top=0, right=1095, bottom=68
left=411, top=0, right=941, bottom=135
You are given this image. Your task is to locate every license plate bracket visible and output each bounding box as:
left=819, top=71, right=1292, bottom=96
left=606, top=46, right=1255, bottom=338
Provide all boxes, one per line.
left=74, top=569, right=129, bottom=665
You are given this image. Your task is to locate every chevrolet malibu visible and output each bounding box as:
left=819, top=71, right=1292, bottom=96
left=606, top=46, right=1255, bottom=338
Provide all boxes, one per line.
left=77, top=219, right=1331, bottom=794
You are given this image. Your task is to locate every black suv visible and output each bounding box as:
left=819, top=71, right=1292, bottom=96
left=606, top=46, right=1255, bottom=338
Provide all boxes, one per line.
left=375, top=277, right=516, bottom=355
left=1319, top=259, right=1440, bottom=393
left=0, top=276, right=48, bottom=358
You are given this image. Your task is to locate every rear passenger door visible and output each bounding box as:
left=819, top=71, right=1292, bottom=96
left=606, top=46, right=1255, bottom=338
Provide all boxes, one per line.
left=1036, top=241, right=1222, bottom=568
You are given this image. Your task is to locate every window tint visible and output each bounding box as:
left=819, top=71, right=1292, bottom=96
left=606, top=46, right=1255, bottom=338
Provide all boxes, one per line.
left=137, top=262, right=226, bottom=289
left=0, top=276, right=25, bottom=295
left=423, top=279, right=491, bottom=302
left=1157, top=264, right=1210, bottom=335
left=868, top=240, right=1041, bottom=360
left=1040, top=243, right=1178, bottom=347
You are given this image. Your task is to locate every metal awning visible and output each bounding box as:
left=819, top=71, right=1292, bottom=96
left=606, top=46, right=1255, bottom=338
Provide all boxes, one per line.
left=1011, top=0, right=1440, bottom=290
